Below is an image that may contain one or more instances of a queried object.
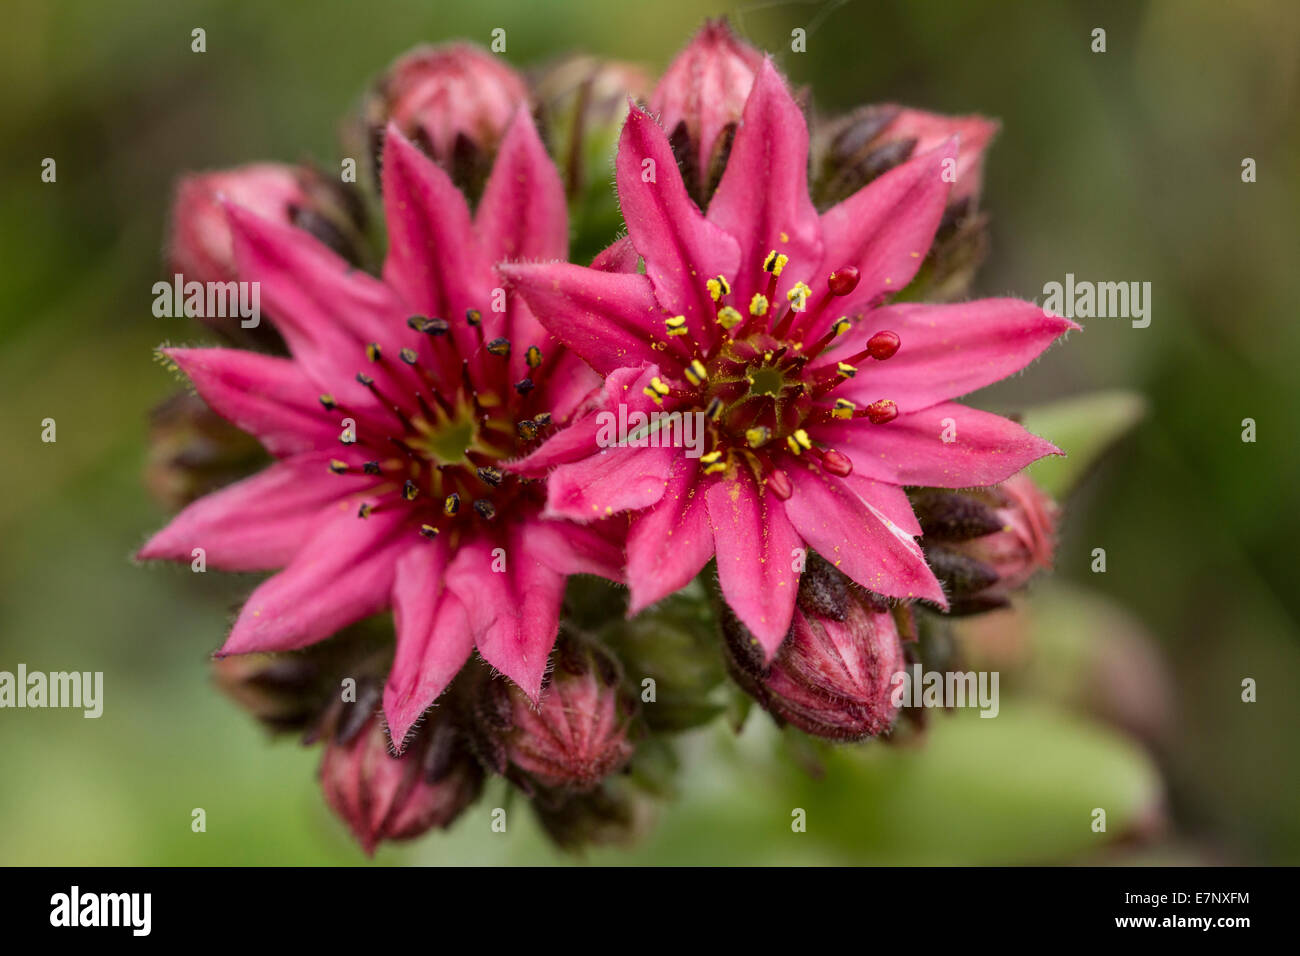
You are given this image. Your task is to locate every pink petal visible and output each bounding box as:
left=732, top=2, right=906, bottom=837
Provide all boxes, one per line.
left=137, top=452, right=370, bottom=570
left=220, top=509, right=410, bottom=655
left=783, top=464, right=947, bottom=606
left=523, top=515, right=625, bottom=581
left=511, top=364, right=661, bottom=476
left=821, top=299, right=1078, bottom=411
left=540, top=349, right=604, bottom=426
left=707, top=59, right=822, bottom=309
left=590, top=236, right=640, bottom=273
left=816, top=401, right=1062, bottom=489
left=545, top=443, right=678, bottom=524
left=162, top=347, right=333, bottom=457
left=384, top=542, right=473, bottom=750
left=705, top=468, right=801, bottom=658
left=224, top=203, right=415, bottom=411
left=499, top=261, right=670, bottom=375
left=444, top=526, right=565, bottom=701
left=475, top=109, right=568, bottom=264
left=796, top=138, right=956, bottom=337
left=615, top=104, right=739, bottom=345
left=380, top=125, right=494, bottom=355
left=627, top=455, right=714, bottom=613
left=839, top=474, right=922, bottom=536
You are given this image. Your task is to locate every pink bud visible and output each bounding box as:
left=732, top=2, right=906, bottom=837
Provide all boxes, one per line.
left=649, top=19, right=764, bottom=202
left=319, top=713, right=482, bottom=855
left=880, top=107, right=998, bottom=206
left=724, top=569, right=906, bottom=741
left=475, top=637, right=637, bottom=791
left=367, top=43, right=528, bottom=167
left=957, top=473, right=1058, bottom=592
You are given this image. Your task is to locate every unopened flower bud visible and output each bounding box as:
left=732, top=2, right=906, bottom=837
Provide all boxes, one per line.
left=650, top=18, right=764, bottom=205
left=916, top=473, right=1059, bottom=612
left=470, top=636, right=637, bottom=791
left=167, top=163, right=367, bottom=348
left=319, top=711, right=483, bottom=855
left=145, top=390, right=266, bottom=510
left=212, top=652, right=326, bottom=734
left=355, top=42, right=529, bottom=198
left=815, top=105, right=998, bottom=301
left=722, top=555, right=907, bottom=740
left=530, top=777, right=658, bottom=852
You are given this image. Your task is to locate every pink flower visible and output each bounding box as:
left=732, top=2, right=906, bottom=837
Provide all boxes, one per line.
left=139, top=113, right=622, bottom=747
left=320, top=712, right=482, bottom=855
left=502, top=59, right=1076, bottom=661
left=649, top=18, right=764, bottom=203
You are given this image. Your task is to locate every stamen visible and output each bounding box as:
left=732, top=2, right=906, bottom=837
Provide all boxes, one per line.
left=717, top=306, right=743, bottom=330
left=786, top=281, right=811, bottom=312
left=866, top=330, right=901, bottom=360
left=827, top=266, right=861, bottom=297
left=363, top=461, right=382, bottom=475
left=836, top=362, right=857, bottom=379
left=745, top=426, right=771, bottom=448
left=366, top=343, right=382, bottom=363
left=357, top=503, right=373, bottom=519
left=485, top=337, right=511, bottom=357
left=763, top=251, right=789, bottom=277
left=402, top=479, right=419, bottom=501
left=704, top=397, right=724, bottom=421
left=785, top=428, right=812, bottom=455
left=642, top=376, right=671, bottom=406
left=517, top=419, right=538, bottom=440
left=683, top=359, right=708, bottom=387
left=319, top=394, right=338, bottom=411
left=328, top=459, right=348, bottom=474
left=866, top=399, right=899, bottom=424
left=664, top=315, right=688, bottom=337
left=832, top=398, right=856, bottom=419
left=476, top=466, right=503, bottom=486
left=473, top=499, right=497, bottom=520
left=514, top=378, right=535, bottom=395
left=749, top=294, right=769, bottom=317
left=526, top=345, right=543, bottom=369
left=443, top=493, right=460, bottom=516
left=465, top=309, right=482, bottom=328
left=408, top=315, right=449, bottom=336
left=399, top=347, right=418, bottom=365
left=820, top=448, right=854, bottom=477
left=533, top=412, right=552, bottom=427
left=419, top=524, right=440, bottom=539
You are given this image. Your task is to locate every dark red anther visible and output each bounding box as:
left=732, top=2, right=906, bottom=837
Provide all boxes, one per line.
left=866, top=399, right=899, bottom=425
left=766, top=467, right=793, bottom=500
left=821, top=448, right=854, bottom=477
left=827, top=266, right=860, bottom=297
left=867, top=330, right=901, bottom=360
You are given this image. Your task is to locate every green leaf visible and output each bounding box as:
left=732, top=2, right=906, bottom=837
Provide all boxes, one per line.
left=1021, top=390, right=1147, bottom=498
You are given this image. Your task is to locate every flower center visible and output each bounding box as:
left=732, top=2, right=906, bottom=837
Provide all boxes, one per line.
left=321, top=312, right=553, bottom=542
left=649, top=251, right=903, bottom=493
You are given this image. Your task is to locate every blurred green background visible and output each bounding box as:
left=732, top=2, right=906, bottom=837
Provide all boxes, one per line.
left=2, top=0, right=1298, bottom=864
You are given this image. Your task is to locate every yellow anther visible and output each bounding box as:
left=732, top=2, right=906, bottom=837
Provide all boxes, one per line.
left=684, top=359, right=708, bottom=386
left=763, top=251, right=788, bottom=276
left=786, top=435, right=802, bottom=455
left=366, top=343, right=382, bottom=362
left=703, top=460, right=729, bottom=475
left=833, top=398, right=856, bottom=419
left=664, top=315, right=688, bottom=337
left=836, top=362, right=858, bottom=379
left=704, top=397, right=724, bottom=420
left=706, top=278, right=724, bottom=302
left=642, top=387, right=663, bottom=406
left=786, top=281, right=811, bottom=311
left=717, top=306, right=743, bottom=329
left=650, top=376, right=670, bottom=396
left=526, top=345, right=543, bottom=368
left=328, top=459, right=348, bottom=474
left=749, top=294, right=769, bottom=317
left=700, top=450, right=722, bottom=464
left=745, top=426, right=771, bottom=447
left=792, top=428, right=812, bottom=450
left=832, top=317, right=852, bottom=337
